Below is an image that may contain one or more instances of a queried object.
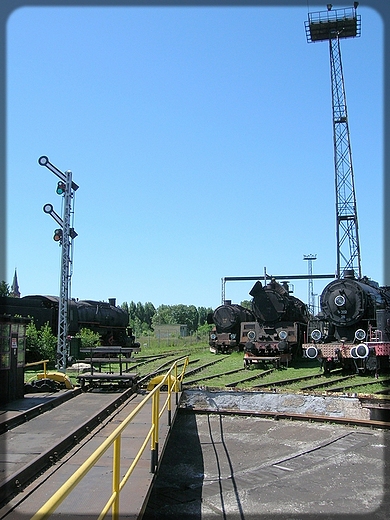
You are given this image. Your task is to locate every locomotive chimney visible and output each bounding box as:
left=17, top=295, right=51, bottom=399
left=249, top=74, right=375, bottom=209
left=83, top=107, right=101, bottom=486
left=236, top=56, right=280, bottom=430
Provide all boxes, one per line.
left=108, top=298, right=116, bottom=307
left=343, top=270, right=355, bottom=279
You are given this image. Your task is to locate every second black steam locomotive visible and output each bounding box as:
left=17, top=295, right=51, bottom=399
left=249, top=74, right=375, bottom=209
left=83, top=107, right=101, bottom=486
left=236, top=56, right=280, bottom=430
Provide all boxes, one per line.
left=302, top=270, right=390, bottom=373
left=208, top=279, right=309, bottom=364
left=208, top=303, right=255, bottom=353
left=241, top=280, right=308, bottom=366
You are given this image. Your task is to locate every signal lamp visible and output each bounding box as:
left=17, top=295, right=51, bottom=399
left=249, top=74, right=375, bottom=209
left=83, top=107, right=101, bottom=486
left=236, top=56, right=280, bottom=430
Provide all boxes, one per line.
left=53, top=228, right=63, bottom=242
left=247, top=330, right=256, bottom=341
left=56, top=181, right=66, bottom=195
left=311, top=329, right=322, bottom=342
left=355, top=328, right=366, bottom=341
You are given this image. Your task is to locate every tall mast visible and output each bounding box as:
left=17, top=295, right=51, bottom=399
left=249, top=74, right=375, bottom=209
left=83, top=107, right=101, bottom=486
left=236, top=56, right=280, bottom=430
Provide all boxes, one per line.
left=305, top=4, right=362, bottom=279
left=39, top=156, right=79, bottom=371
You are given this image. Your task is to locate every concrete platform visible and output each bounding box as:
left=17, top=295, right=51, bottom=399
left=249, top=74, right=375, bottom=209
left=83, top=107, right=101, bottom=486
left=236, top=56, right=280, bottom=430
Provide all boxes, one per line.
left=143, top=409, right=390, bottom=520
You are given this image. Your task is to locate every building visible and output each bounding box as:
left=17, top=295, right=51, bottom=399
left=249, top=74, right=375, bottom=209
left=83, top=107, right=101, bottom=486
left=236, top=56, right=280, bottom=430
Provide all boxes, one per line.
left=154, top=324, right=188, bottom=339
left=10, top=269, right=20, bottom=298
left=0, top=314, right=30, bottom=403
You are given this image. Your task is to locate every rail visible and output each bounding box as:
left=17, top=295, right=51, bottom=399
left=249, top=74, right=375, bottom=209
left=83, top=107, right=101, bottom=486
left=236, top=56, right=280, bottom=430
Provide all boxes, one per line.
left=30, top=356, right=189, bottom=520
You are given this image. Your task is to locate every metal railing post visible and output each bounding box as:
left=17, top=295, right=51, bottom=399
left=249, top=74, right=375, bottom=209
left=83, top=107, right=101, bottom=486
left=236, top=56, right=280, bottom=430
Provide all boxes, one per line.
left=150, top=389, right=159, bottom=473
left=112, top=436, right=121, bottom=519
left=167, top=374, right=172, bottom=427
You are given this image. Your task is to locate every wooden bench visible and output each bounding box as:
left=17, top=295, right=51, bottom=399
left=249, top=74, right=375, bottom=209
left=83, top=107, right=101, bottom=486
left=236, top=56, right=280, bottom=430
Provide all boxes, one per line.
left=77, top=372, right=139, bottom=391
left=77, top=347, right=140, bottom=390
left=80, top=347, right=139, bottom=375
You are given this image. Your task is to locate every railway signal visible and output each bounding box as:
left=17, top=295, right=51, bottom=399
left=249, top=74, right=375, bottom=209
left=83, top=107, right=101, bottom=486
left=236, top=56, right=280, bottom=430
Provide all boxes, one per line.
left=56, top=181, right=66, bottom=195
left=53, top=228, right=63, bottom=243
left=39, top=155, right=79, bottom=372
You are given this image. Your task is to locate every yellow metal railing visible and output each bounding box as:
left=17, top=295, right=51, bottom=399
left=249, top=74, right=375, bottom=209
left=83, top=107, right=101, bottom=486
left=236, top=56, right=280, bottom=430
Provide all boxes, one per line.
left=25, top=359, right=74, bottom=389
left=30, top=356, right=189, bottom=520
left=24, top=359, right=50, bottom=379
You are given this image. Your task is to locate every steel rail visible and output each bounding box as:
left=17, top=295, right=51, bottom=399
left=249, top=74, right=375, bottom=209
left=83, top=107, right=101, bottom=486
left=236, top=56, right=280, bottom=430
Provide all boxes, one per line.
left=0, top=387, right=82, bottom=435
left=182, top=407, right=390, bottom=430
left=0, top=386, right=137, bottom=508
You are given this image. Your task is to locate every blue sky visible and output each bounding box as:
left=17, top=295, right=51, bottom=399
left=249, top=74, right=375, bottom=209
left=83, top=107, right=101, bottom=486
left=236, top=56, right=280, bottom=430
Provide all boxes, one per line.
left=5, top=2, right=384, bottom=312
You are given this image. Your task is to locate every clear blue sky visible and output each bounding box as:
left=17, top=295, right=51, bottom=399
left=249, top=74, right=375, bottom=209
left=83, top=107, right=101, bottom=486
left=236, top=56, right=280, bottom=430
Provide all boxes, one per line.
left=5, top=2, right=384, bottom=312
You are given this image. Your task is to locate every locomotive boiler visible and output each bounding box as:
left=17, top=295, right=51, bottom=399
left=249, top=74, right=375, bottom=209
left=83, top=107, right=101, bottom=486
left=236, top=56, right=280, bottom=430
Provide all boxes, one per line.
left=303, top=270, right=390, bottom=373
left=240, top=279, right=309, bottom=365
left=208, top=302, right=255, bottom=353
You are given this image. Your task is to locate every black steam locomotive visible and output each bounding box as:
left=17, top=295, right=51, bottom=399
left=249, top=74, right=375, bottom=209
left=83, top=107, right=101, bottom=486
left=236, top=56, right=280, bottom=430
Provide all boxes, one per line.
left=207, top=303, right=255, bottom=354
left=0, top=295, right=139, bottom=361
left=241, top=280, right=309, bottom=366
left=302, top=270, right=390, bottom=373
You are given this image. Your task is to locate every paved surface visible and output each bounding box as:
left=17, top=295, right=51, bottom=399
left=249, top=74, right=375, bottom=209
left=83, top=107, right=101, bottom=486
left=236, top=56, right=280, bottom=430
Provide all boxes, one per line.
left=0, top=391, right=179, bottom=519
left=143, top=410, right=390, bottom=520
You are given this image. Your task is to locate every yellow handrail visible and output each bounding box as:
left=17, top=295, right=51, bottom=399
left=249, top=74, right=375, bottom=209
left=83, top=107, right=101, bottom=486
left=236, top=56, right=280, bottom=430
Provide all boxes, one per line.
left=25, top=359, right=50, bottom=379
left=31, top=356, right=189, bottom=520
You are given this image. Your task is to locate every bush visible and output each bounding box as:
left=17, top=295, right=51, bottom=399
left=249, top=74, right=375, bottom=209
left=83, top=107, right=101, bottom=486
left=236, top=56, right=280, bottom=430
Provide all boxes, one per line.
left=75, top=328, right=101, bottom=349
left=26, top=322, right=57, bottom=363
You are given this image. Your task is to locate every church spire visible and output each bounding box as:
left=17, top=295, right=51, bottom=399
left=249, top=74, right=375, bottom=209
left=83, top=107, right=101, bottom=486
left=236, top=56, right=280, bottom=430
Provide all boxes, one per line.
left=10, top=268, right=20, bottom=298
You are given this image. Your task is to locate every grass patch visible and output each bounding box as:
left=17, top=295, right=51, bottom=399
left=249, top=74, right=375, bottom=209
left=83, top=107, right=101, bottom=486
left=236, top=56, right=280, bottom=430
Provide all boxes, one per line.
left=24, top=342, right=390, bottom=396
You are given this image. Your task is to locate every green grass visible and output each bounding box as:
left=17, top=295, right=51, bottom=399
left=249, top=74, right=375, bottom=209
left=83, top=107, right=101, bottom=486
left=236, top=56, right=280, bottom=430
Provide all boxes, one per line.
left=24, top=341, right=390, bottom=397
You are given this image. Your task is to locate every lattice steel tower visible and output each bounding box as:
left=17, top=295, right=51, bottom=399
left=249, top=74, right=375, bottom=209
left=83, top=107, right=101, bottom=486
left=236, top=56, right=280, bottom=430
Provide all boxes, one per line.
left=305, top=4, right=362, bottom=279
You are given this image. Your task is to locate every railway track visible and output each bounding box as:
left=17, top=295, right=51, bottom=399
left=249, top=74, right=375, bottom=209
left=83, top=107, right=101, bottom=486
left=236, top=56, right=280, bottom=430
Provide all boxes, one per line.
left=181, top=406, right=390, bottom=430
left=3, top=350, right=390, bottom=515
left=181, top=357, right=390, bottom=396
left=1, top=356, right=180, bottom=509
left=0, top=387, right=140, bottom=508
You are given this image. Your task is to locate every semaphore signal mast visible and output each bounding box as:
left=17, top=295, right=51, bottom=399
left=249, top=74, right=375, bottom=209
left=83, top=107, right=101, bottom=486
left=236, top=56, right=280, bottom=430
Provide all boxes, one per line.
left=39, top=156, right=79, bottom=371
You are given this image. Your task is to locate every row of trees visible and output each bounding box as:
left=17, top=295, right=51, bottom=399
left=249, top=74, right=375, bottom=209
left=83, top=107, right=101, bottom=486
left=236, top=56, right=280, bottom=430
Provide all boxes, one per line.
left=121, top=301, right=213, bottom=337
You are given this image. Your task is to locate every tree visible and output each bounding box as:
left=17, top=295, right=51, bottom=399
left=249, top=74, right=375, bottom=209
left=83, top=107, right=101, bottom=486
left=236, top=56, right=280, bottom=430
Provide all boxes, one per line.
left=197, top=306, right=214, bottom=327
left=122, top=300, right=156, bottom=336
left=152, top=304, right=213, bottom=334
left=26, top=322, right=57, bottom=362
left=152, top=305, right=174, bottom=328
left=75, top=328, right=101, bottom=349
left=143, top=302, right=156, bottom=328
left=0, top=281, right=10, bottom=297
